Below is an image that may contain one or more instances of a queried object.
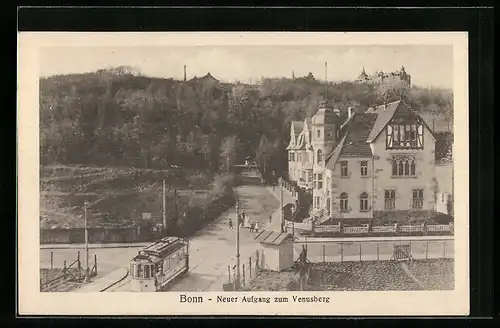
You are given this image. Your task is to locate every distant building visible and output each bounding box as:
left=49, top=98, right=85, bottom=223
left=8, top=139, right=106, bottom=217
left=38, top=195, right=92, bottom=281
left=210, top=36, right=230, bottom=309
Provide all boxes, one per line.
left=356, top=66, right=411, bottom=86
left=287, top=99, right=438, bottom=223
left=189, top=72, right=220, bottom=84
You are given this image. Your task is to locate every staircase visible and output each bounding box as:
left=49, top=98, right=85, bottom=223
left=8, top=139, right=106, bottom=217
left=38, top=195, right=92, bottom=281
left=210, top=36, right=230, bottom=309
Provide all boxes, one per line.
left=311, top=209, right=330, bottom=225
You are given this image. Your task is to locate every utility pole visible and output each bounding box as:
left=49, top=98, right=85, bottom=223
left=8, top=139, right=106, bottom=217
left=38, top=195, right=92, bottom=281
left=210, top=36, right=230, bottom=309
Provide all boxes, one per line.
left=235, top=202, right=241, bottom=289
left=279, top=178, right=284, bottom=233
left=325, top=62, right=328, bottom=100
left=174, top=188, right=179, bottom=236
left=162, top=179, right=167, bottom=236
left=84, top=201, right=89, bottom=282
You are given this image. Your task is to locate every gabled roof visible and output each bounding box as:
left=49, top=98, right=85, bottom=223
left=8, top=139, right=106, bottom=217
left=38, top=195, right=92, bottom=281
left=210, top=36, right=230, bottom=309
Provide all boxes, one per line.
left=254, top=230, right=294, bottom=246
left=338, top=113, right=378, bottom=157
left=365, top=100, right=403, bottom=142
left=365, top=100, right=435, bottom=143
left=325, top=135, right=348, bottom=169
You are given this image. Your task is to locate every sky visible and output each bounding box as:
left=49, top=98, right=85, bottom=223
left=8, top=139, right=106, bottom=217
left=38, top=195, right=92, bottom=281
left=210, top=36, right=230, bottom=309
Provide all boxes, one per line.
left=40, top=45, right=453, bottom=89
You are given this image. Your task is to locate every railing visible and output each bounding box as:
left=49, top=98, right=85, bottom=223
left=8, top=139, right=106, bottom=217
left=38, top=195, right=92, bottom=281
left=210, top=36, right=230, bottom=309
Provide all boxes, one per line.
left=372, top=225, right=397, bottom=233
left=293, top=240, right=454, bottom=263
left=427, top=224, right=453, bottom=233
left=284, top=220, right=454, bottom=237
left=224, top=249, right=265, bottom=291
left=285, top=220, right=313, bottom=231
left=40, top=251, right=98, bottom=292
left=343, top=225, right=370, bottom=234
left=399, top=224, right=424, bottom=233
left=314, top=225, right=341, bottom=233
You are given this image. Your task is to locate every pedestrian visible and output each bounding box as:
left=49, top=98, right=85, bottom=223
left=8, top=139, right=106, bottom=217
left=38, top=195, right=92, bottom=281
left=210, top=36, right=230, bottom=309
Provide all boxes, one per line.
left=249, top=221, right=254, bottom=232
left=254, top=222, right=260, bottom=233
left=269, top=215, right=272, bottom=223
left=228, top=218, right=233, bottom=230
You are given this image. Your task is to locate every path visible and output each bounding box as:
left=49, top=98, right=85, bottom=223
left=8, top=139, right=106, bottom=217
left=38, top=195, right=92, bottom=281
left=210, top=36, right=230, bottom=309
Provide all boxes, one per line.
left=110, top=184, right=280, bottom=292
left=167, top=185, right=279, bottom=292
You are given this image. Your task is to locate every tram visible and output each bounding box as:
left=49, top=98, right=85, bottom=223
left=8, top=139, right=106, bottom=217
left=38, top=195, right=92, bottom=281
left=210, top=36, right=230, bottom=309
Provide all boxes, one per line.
left=129, top=236, right=189, bottom=292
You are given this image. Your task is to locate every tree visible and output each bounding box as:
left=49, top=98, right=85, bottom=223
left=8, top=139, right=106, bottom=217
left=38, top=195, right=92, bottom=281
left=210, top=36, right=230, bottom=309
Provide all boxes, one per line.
left=219, top=135, right=240, bottom=173
left=375, top=80, right=411, bottom=104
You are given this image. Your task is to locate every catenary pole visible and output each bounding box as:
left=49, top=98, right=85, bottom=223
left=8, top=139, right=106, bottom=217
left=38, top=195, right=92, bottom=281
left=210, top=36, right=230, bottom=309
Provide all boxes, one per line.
left=236, top=202, right=241, bottom=288
left=84, top=201, right=89, bottom=281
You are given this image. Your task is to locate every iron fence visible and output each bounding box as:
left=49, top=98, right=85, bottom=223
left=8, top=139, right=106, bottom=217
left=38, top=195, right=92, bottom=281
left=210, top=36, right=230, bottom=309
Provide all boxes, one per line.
left=292, top=239, right=454, bottom=263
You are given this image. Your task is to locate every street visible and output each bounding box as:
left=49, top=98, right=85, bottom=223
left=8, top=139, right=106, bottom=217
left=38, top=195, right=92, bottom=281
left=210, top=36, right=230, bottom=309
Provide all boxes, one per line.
left=41, top=183, right=455, bottom=292
left=103, top=184, right=280, bottom=292
left=167, top=184, right=279, bottom=291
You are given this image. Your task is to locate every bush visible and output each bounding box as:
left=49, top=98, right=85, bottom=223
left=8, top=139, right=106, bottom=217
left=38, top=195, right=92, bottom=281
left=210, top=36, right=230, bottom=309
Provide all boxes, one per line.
left=211, top=173, right=236, bottom=199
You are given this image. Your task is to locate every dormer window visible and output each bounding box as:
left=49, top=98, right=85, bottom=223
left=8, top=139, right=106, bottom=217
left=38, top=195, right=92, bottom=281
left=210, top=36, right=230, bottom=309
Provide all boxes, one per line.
left=386, top=118, right=424, bottom=150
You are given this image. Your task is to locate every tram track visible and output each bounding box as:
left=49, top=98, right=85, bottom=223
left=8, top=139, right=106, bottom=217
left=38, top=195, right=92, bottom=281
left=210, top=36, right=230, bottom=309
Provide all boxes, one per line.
left=100, top=268, right=130, bottom=292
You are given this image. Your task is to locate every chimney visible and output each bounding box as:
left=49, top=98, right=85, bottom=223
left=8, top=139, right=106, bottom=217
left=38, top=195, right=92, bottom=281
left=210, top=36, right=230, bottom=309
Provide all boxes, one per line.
left=348, top=107, right=354, bottom=119
left=184, top=65, right=187, bottom=82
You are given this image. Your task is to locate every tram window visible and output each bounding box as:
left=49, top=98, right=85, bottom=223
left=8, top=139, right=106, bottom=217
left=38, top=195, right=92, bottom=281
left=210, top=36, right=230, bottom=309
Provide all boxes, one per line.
left=144, top=265, right=150, bottom=279
left=137, top=264, right=143, bottom=278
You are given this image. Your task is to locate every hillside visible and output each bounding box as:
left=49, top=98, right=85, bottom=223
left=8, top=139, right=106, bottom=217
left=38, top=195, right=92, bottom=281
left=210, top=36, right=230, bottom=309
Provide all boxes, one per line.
left=40, top=164, right=233, bottom=231
left=40, top=68, right=453, bottom=230
left=40, top=69, right=453, bottom=174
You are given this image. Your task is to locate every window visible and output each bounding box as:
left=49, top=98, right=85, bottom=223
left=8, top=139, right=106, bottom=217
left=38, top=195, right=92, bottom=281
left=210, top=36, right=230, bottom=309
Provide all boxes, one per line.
left=340, top=161, right=348, bottom=177
left=317, top=149, right=323, bottom=163
left=442, top=193, right=445, bottom=203
left=413, top=189, right=424, bottom=209
left=386, top=120, right=424, bottom=149
left=315, top=196, right=320, bottom=209
left=392, top=156, right=416, bottom=176
left=137, top=264, right=144, bottom=278
left=313, top=174, right=317, bottom=189
left=144, top=264, right=151, bottom=279
left=317, top=174, right=323, bottom=189
left=360, top=192, right=369, bottom=212
left=317, top=129, right=321, bottom=138
left=340, top=193, right=349, bottom=212
left=385, top=189, right=396, bottom=210
left=308, top=171, right=313, bottom=183
left=360, top=161, right=368, bottom=177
